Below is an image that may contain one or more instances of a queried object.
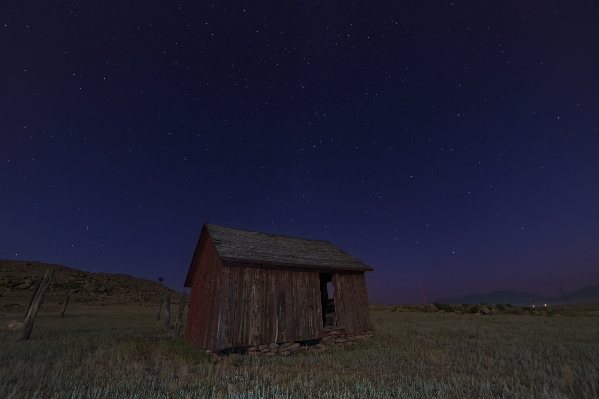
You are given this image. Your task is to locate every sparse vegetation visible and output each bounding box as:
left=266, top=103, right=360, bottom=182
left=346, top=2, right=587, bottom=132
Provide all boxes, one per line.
left=0, top=260, right=178, bottom=305
left=1, top=299, right=597, bottom=399
left=433, top=302, right=454, bottom=312
left=2, top=260, right=598, bottom=398
left=468, top=304, right=480, bottom=313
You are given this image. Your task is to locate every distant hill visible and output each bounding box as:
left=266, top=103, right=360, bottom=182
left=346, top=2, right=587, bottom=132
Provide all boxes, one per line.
left=566, top=285, right=599, bottom=304
left=0, top=259, right=179, bottom=304
left=435, top=286, right=599, bottom=306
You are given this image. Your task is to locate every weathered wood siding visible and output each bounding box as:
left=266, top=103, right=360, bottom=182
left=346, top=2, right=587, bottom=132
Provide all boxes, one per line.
left=333, top=272, right=372, bottom=333
left=185, top=234, right=223, bottom=349
left=215, top=266, right=322, bottom=349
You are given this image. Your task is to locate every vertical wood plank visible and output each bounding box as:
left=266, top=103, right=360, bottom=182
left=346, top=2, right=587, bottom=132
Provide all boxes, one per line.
left=310, top=272, right=321, bottom=337
left=261, top=268, right=270, bottom=345
left=350, top=275, right=358, bottom=332
left=347, top=275, right=354, bottom=332
left=302, top=272, right=310, bottom=339
left=311, top=272, right=318, bottom=337
left=200, top=272, right=209, bottom=347
left=245, top=266, right=255, bottom=346
left=298, top=271, right=305, bottom=340
left=229, top=266, right=241, bottom=348
left=283, top=270, right=292, bottom=342
left=218, top=266, right=233, bottom=348
left=332, top=274, right=342, bottom=328
left=282, top=270, right=289, bottom=342
left=295, top=270, right=301, bottom=341
left=194, top=244, right=206, bottom=347
left=269, top=269, right=277, bottom=343
left=205, top=247, right=214, bottom=348
left=354, top=275, right=360, bottom=332
left=276, top=269, right=284, bottom=343
left=268, top=268, right=275, bottom=344
left=242, top=267, right=253, bottom=346
left=346, top=275, right=355, bottom=333
left=305, top=273, right=312, bottom=338
left=281, top=271, right=297, bottom=342
left=286, top=271, right=295, bottom=341
left=238, top=267, right=248, bottom=346
left=208, top=249, right=222, bottom=349
left=257, top=267, right=264, bottom=346
left=232, top=267, right=245, bottom=347
left=280, top=269, right=288, bottom=342
left=334, top=274, right=343, bottom=329
left=254, top=268, right=261, bottom=345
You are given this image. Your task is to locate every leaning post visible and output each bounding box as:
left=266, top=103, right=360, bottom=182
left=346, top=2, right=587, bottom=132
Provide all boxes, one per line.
left=21, top=269, right=54, bottom=340
left=173, top=291, right=187, bottom=338
left=156, top=298, right=163, bottom=320
left=163, top=293, right=171, bottom=330
left=24, top=279, right=42, bottom=318
left=60, top=296, right=70, bottom=318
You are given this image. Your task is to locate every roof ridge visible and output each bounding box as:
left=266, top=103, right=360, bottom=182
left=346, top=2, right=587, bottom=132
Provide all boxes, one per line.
left=205, top=222, right=333, bottom=244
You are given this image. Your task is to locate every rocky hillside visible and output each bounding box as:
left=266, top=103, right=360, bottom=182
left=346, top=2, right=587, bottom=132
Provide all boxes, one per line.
left=0, top=259, right=181, bottom=305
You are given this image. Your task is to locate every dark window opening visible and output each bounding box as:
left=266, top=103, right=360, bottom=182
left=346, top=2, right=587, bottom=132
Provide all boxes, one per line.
left=319, top=273, right=335, bottom=327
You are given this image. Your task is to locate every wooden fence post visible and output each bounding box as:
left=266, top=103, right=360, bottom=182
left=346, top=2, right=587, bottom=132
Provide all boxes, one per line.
left=21, top=269, right=54, bottom=340
left=156, top=298, right=163, bottom=320
left=163, top=293, right=171, bottom=330
left=173, top=291, right=187, bottom=338
left=24, top=279, right=42, bottom=318
left=60, top=296, right=70, bottom=318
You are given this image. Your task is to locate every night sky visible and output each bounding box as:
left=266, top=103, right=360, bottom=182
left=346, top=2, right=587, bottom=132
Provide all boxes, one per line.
left=2, top=1, right=598, bottom=304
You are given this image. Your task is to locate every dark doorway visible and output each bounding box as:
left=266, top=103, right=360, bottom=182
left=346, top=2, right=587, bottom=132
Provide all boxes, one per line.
left=319, top=273, right=335, bottom=327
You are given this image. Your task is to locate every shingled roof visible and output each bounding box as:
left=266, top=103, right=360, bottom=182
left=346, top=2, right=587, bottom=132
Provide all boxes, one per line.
left=185, top=223, right=372, bottom=286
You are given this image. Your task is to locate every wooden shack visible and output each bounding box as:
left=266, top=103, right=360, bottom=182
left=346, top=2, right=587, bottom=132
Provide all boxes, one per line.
left=183, top=223, right=373, bottom=351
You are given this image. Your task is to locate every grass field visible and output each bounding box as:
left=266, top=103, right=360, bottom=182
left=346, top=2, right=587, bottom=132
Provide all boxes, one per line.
left=1, top=295, right=598, bottom=399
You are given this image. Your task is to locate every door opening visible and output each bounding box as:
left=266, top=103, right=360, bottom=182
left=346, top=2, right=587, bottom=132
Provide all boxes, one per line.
left=319, top=273, right=335, bottom=327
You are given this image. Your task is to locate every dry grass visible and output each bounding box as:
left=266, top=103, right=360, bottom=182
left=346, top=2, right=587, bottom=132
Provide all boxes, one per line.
left=1, top=296, right=597, bottom=399
left=0, top=259, right=179, bottom=305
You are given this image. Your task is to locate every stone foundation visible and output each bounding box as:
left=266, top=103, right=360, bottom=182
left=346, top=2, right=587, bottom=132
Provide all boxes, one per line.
left=207, top=329, right=374, bottom=361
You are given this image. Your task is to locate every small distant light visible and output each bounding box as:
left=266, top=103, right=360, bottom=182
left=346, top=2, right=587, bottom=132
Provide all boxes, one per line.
left=532, top=304, right=535, bottom=307
left=544, top=304, right=547, bottom=307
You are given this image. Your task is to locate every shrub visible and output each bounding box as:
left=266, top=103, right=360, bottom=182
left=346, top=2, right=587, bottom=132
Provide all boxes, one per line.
left=433, top=303, right=454, bottom=312
left=468, top=305, right=480, bottom=313
left=496, top=304, right=505, bottom=311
